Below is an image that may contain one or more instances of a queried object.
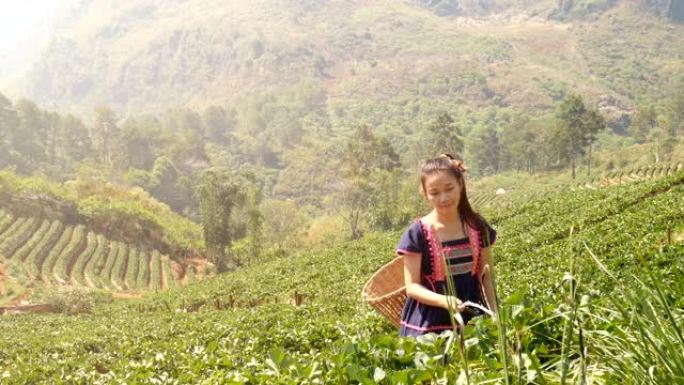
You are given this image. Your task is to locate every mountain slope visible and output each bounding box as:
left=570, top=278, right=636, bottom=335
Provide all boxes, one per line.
left=12, top=0, right=684, bottom=131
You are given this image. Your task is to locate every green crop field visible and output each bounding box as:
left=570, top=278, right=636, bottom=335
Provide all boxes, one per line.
left=1, top=170, right=682, bottom=384
left=0, top=217, right=198, bottom=305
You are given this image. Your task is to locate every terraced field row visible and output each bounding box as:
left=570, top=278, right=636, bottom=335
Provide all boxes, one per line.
left=470, top=162, right=683, bottom=212
left=580, top=161, right=684, bottom=188
left=0, top=211, right=199, bottom=292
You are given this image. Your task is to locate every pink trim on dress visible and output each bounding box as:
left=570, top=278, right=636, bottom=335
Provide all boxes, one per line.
left=400, top=321, right=453, bottom=332
left=466, top=225, right=482, bottom=277
left=420, top=219, right=445, bottom=282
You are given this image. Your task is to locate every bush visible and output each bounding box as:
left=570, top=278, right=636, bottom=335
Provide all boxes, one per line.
left=44, top=288, right=110, bottom=315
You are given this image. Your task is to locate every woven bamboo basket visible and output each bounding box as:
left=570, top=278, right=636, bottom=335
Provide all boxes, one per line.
left=362, top=255, right=406, bottom=327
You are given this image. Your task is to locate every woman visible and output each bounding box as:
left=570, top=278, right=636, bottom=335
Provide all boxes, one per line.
left=396, top=154, right=498, bottom=336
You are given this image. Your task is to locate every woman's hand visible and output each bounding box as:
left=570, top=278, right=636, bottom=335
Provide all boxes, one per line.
left=443, top=295, right=465, bottom=312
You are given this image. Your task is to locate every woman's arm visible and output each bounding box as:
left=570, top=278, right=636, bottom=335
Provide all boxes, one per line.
left=403, top=253, right=463, bottom=311
left=480, top=246, right=498, bottom=314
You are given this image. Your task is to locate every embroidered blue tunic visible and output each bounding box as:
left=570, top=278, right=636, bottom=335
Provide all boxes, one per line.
left=396, top=219, right=496, bottom=337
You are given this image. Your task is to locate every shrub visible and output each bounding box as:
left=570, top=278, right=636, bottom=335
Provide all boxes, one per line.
left=44, top=288, right=110, bottom=315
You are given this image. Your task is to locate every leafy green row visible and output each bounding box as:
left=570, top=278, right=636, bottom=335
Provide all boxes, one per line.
left=40, top=225, right=73, bottom=282
left=53, top=224, right=86, bottom=284
left=85, top=234, right=109, bottom=289
left=109, top=241, right=128, bottom=290
left=0, top=217, right=37, bottom=258
left=12, top=219, right=50, bottom=262
left=100, top=240, right=119, bottom=290
left=73, top=231, right=98, bottom=287
left=0, top=211, right=14, bottom=235
left=27, top=221, right=64, bottom=279
left=135, top=250, right=149, bottom=289
left=150, top=250, right=161, bottom=291
left=124, top=246, right=140, bottom=290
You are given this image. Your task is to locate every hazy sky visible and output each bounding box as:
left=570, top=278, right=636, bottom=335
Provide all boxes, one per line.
left=0, top=0, right=77, bottom=79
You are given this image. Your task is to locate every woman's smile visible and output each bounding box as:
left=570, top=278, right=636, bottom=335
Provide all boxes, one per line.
left=423, top=170, right=462, bottom=213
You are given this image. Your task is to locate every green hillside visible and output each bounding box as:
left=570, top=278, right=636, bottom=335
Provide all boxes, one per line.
left=14, top=0, right=684, bottom=126
left=0, top=170, right=210, bottom=305
left=2, top=0, right=682, bottom=246
left=1, top=170, right=682, bottom=383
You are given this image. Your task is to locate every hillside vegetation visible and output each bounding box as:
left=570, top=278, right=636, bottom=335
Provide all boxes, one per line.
left=14, top=1, right=684, bottom=121
left=1, top=1, right=683, bottom=272
left=0, top=170, right=210, bottom=305
left=1, top=170, right=682, bottom=383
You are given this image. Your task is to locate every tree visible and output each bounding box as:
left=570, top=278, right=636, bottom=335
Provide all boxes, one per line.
left=93, top=106, right=119, bottom=166
left=272, top=138, right=339, bottom=207
left=584, top=108, right=606, bottom=176
left=159, top=108, right=208, bottom=167
left=341, top=124, right=400, bottom=178
left=531, top=117, right=559, bottom=171
left=226, top=168, right=264, bottom=264
left=501, top=115, right=538, bottom=172
left=553, top=95, right=606, bottom=178
left=554, top=94, right=586, bottom=179
left=61, top=114, right=93, bottom=163
left=115, top=118, right=158, bottom=170
left=648, top=124, right=667, bottom=163
left=269, top=106, right=303, bottom=150
left=0, top=93, right=19, bottom=167
left=423, top=111, right=464, bottom=157
left=43, top=111, right=62, bottom=166
left=630, top=105, right=657, bottom=143
left=365, top=169, right=415, bottom=231
left=196, top=168, right=263, bottom=270
left=260, top=199, right=310, bottom=252
left=334, top=125, right=400, bottom=239
left=196, top=168, right=246, bottom=271
left=13, top=99, right=47, bottom=171
left=663, top=92, right=684, bottom=138
left=147, top=156, right=192, bottom=213
left=202, top=105, right=235, bottom=145
left=469, top=125, right=500, bottom=176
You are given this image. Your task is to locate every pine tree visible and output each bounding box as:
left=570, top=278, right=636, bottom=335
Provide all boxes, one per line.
left=555, top=95, right=587, bottom=179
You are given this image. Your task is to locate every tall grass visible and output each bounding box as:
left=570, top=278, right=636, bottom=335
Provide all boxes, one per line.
left=488, top=250, right=511, bottom=385
left=560, top=227, right=578, bottom=385
left=584, top=244, right=684, bottom=384
left=441, top=240, right=471, bottom=384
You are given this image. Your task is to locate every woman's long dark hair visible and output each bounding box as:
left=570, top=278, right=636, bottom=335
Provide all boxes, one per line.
left=420, top=154, right=484, bottom=232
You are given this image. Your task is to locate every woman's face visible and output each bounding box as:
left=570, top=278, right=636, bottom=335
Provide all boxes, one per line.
left=422, top=170, right=461, bottom=214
